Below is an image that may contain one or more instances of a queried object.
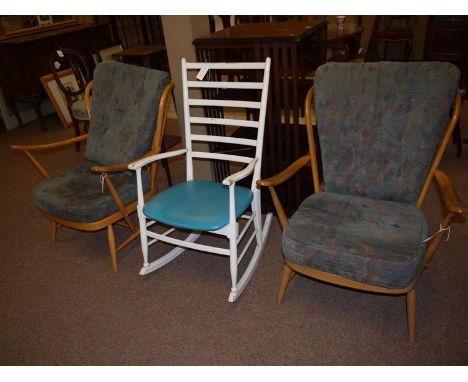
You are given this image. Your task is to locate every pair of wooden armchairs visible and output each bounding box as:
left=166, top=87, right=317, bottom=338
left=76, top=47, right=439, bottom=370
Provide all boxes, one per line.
left=12, top=61, right=174, bottom=271
left=258, top=61, right=465, bottom=342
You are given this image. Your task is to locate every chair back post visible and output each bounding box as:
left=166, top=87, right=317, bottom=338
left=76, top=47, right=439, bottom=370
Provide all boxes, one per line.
left=84, top=80, right=94, bottom=118
left=251, top=57, right=271, bottom=191
left=149, top=80, right=175, bottom=190
left=304, top=87, right=321, bottom=193
left=416, top=90, right=462, bottom=208
left=181, top=58, right=194, bottom=180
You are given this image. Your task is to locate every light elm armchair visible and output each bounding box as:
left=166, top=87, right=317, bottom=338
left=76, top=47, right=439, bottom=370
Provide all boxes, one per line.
left=12, top=61, right=174, bottom=271
left=258, top=62, right=464, bottom=342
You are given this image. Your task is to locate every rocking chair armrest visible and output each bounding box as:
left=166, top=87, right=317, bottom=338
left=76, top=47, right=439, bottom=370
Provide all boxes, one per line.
left=256, top=155, right=311, bottom=188
left=128, top=148, right=187, bottom=170
left=93, top=146, right=180, bottom=173
left=435, top=170, right=468, bottom=214
left=10, top=134, right=88, bottom=151
left=222, top=158, right=257, bottom=186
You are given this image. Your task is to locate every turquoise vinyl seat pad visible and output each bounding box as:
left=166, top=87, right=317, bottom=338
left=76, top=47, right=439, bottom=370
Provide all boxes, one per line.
left=32, top=162, right=150, bottom=223
left=283, top=192, right=427, bottom=289
left=143, top=180, right=254, bottom=231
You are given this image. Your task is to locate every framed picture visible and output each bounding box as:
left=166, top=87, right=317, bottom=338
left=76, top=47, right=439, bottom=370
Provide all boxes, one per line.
left=36, top=15, right=52, bottom=26
left=40, top=68, right=80, bottom=129
left=92, top=42, right=126, bottom=65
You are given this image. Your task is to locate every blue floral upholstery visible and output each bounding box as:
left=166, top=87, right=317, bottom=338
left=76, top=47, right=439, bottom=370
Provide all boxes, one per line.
left=283, top=62, right=459, bottom=289
left=314, top=62, right=459, bottom=203
left=33, top=163, right=150, bottom=222
left=33, top=62, right=169, bottom=223
left=283, top=192, right=427, bottom=288
left=85, top=61, right=170, bottom=166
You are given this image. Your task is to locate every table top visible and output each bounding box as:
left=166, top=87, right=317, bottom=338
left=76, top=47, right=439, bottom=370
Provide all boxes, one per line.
left=193, top=20, right=328, bottom=45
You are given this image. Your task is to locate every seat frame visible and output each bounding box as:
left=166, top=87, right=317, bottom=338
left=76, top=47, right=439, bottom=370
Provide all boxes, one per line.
left=129, top=58, right=272, bottom=302
left=11, top=79, right=175, bottom=272
left=258, top=86, right=464, bottom=342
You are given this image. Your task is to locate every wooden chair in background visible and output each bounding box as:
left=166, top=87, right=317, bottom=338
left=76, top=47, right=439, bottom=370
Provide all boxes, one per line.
left=49, top=47, right=91, bottom=151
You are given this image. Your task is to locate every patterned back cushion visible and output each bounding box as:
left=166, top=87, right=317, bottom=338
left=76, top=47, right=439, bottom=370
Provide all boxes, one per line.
left=313, top=62, right=459, bottom=203
left=85, top=61, right=170, bottom=165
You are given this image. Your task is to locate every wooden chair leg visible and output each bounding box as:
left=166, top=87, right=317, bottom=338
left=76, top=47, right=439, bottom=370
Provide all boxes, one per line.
left=107, top=225, right=118, bottom=272
left=277, top=263, right=295, bottom=305
left=51, top=221, right=57, bottom=243
left=406, top=288, right=416, bottom=343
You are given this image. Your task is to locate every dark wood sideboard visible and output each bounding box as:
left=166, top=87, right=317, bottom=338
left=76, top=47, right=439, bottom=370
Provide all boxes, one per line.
left=0, top=22, right=112, bottom=128
left=193, top=20, right=328, bottom=214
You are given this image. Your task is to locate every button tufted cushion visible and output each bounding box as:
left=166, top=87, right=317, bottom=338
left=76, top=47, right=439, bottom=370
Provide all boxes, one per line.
left=314, top=62, right=459, bottom=203
left=283, top=192, right=427, bottom=289
left=32, top=163, right=150, bottom=223
left=85, top=61, right=170, bottom=166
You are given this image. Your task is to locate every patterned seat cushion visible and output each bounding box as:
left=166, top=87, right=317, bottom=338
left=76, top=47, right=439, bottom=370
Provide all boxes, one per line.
left=283, top=192, right=427, bottom=289
left=32, top=163, right=150, bottom=223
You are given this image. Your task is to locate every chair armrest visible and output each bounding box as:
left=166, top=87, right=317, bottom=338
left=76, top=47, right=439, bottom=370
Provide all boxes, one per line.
left=10, top=134, right=88, bottom=151
left=10, top=134, right=89, bottom=180
left=85, top=80, right=93, bottom=117
left=435, top=170, right=468, bottom=214
left=94, top=147, right=187, bottom=173
left=91, top=162, right=132, bottom=173
left=256, top=155, right=310, bottom=188
left=222, top=158, right=257, bottom=186
left=128, top=148, right=187, bottom=170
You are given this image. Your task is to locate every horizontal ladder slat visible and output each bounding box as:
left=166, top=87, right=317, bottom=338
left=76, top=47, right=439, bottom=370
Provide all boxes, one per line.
left=146, top=231, right=230, bottom=256
left=191, top=134, right=257, bottom=147
left=191, top=151, right=253, bottom=164
left=187, top=81, right=264, bottom=89
left=186, top=62, right=267, bottom=70
left=188, top=99, right=262, bottom=109
left=190, top=116, right=259, bottom=128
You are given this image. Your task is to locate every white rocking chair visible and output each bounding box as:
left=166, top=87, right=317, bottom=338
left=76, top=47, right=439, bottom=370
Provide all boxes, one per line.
left=129, top=58, right=272, bottom=302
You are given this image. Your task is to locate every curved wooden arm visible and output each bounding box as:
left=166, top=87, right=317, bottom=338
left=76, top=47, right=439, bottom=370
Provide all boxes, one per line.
left=256, top=155, right=312, bottom=230
left=10, top=134, right=89, bottom=180
left=417, top=90, right=462, bottom=207
left=91, top=162, right=132, bottom=173
left=10, top=134, right=88, bottom=151
left=84, top=80, right=93, bottom=117
left=435, top=170, right=468, bottom=214
left=256, top=155, right=311, bottom=188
